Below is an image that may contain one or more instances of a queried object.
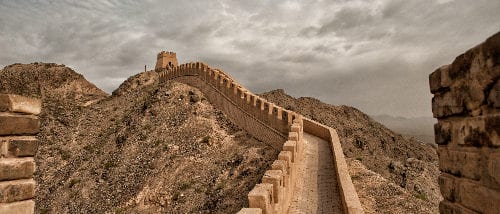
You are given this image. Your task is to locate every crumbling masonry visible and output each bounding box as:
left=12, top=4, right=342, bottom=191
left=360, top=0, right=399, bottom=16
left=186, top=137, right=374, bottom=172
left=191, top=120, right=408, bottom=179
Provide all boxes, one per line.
left=430, top=32, right=499, bottom=214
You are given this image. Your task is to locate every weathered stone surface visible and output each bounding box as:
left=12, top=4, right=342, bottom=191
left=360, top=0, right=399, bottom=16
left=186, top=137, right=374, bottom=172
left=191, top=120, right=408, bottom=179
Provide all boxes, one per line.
left=0, top=113, right=39, bottom=136
left=434, top=121, right=451, bottom=145
left=488, top=152, right=500, bottom=183
left=458, top=180, right=500, bottom=213
left=0, top=179, right=35, bottom=203
left=283, top=141, right=297, bottom=162
left=429, top=65, right=451, bottom=93
left=437, top=115, right=499, bottom=147
left=0, top=94, right=41, bottom=115
left=488, top=79, right=500, bottom=108
left=0, top=200, right=35, bottom=214
left=0, top=158, right=35, bottom=181
left=439, top=200, right=479, bottom=214
left=248, top=183, right=273, bottom=214
left=0, top=137, right=38, bottom=157
left=438, top=174, right=457, bottom=202
left=237, top=208, right=262, bottom=214
left=432, top=32, right=500, bottom=214
left=431, top=32, right=500, bottom=118
left=262, top=170, right=283, bottom=204
left=438, top=148, right=481, bottom=180
left=432, top=91, right=465, bottom=118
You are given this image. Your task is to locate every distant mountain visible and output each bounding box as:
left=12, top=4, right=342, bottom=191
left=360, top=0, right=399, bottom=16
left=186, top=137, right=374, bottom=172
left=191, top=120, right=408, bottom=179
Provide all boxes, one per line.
left=371, top=114, right=436, bottom=145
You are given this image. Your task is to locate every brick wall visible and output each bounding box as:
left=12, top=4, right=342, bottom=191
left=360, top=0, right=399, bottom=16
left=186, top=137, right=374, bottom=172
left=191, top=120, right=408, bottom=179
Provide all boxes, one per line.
left=0, top=94, right=41, bottom=214
left=430, top=32, right=499, bottom=214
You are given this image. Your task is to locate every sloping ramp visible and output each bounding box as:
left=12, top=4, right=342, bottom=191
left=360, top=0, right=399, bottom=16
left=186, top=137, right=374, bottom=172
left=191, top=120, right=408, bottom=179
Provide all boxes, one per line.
left=288, top=132, right=344, bottom=213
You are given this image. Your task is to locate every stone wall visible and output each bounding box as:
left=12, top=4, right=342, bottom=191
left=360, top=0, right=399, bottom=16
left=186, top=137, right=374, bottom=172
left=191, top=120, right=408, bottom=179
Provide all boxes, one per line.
left=159, top=63, right=295, bottom=149
left=157, top=60, right=363, bottom=213
left=430, top=32, right=499, bottom=214
left=0, top=94, right=41, bottom=214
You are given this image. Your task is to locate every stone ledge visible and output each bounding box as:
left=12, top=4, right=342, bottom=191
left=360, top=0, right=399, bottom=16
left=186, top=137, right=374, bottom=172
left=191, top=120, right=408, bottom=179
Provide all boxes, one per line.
left=0, top=94, right=41, bottom=115
left=0, top=179, right=35, bottom=203
left=0, top=200, right=35, bottom=214
left=0, top=158, right=35, bottom=181
left=0, top=113, right=39, bottom=136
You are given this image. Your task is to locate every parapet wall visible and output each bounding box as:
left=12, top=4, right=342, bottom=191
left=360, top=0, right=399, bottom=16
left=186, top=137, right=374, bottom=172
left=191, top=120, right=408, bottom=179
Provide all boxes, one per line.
left=158, top=60, right=363, bottom=213
left=430, top=32, right=499, bottom=214
left=0, top=94, right=41, bottom=214
left=302, top=118, right=364, bottom=214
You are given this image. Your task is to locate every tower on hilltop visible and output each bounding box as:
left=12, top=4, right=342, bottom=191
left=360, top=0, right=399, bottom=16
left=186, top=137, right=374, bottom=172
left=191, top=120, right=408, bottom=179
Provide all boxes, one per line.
left=155, top=51, right=178, bottom=70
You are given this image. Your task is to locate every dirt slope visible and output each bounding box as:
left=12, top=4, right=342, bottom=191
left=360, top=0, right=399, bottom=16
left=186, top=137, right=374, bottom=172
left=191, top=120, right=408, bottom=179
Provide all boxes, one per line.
left=260, top=89, right=441, bottom=213
left=1, top=63, right=277, bottom=213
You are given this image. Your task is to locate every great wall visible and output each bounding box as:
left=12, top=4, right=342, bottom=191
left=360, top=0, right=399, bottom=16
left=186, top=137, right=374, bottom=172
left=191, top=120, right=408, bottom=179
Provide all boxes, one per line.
left=0, top=32, right=498, bottom=213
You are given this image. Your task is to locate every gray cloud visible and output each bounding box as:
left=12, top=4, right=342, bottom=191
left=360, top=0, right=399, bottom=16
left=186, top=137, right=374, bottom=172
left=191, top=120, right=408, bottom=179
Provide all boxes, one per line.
left=0, top=0, right=499, bottom=117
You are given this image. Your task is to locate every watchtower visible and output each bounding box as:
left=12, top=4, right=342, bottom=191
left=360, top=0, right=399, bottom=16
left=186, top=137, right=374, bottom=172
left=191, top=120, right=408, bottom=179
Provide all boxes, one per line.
left=155, top=51, right=178, bottom=70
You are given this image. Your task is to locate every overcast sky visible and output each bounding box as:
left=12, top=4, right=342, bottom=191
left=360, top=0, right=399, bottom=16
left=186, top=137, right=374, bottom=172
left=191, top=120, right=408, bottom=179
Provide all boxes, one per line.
left=0, top=0, right=498, bottom=117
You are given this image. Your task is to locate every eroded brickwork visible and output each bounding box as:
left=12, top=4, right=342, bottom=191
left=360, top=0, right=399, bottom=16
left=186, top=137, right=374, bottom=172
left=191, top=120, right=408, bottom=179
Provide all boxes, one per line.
left=0, top=94, right=41, bottom=214
left=430, top=32, right=499, bottom=214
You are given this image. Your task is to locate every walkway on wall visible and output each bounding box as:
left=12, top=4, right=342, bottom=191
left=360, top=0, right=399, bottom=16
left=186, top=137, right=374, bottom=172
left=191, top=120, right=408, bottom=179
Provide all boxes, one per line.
left=287, top=132, right=344, bottom=213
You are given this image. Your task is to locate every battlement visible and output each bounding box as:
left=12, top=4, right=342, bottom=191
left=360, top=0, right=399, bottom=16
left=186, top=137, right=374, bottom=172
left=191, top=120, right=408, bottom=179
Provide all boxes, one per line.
left=155, top=51, right=178, bottom=70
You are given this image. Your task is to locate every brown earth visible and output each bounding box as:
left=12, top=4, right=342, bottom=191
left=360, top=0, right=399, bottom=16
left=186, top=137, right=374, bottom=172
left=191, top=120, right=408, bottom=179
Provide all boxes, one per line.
left=260, top=89, right=441, bottom=213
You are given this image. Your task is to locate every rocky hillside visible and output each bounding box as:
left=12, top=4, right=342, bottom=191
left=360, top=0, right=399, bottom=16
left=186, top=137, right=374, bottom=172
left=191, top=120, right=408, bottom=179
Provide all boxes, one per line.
left=260, top=89, right=441, bottom=213
left=1, top=63, right=442, bottom=213
left=0, top=63, right=277, bottom=213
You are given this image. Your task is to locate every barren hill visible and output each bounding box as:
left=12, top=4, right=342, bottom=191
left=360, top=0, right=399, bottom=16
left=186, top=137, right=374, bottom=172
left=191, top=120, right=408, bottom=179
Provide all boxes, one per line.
left=1, top=63, right=277, bottom=213
left=260, top=89, right=441, bottom=213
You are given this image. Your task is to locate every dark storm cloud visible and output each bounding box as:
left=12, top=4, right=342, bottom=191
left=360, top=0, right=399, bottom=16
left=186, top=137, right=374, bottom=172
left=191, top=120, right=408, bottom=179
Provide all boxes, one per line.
left=0, top=0, right=499, bottom=117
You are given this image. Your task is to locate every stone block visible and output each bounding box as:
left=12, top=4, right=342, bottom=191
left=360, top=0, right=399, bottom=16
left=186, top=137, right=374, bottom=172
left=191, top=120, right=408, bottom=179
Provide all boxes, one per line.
left=0, top=200, right=35, bottom=214
left=0, top=179, right=35, bottom=203
left=430, top=64, right=451, bottom=93
left=488, top=152, right=500, bottom=183
left=0, top=94, right=41, bottom=115
left=447, top=115, right=500, bottom=147
left=438, top=148, right=481, bottom=180
left=237, top=208, right=262, bottom=214
left=283, top=141, right=297, bottom=162
left=0, top=137, right=38, bottom=157
left=438, top=174, right=457, bottom=202
left=0, top=158, right=35, bottom=181
left=0, top=113, right=39, bottom=136
left=248, top=183, right=273, bottom=214
left=432, top=91, right=465, bottom=118
left=271, top=160, right=289, bottom=187
left=434, top=121, right=451, bottom=145
left=439, top=200, right=479, bottom=214
left=458, top=180, right=500, bottom=213
left=487, top=80, right=500, bottom=108
left=262, top=170, right=283, bottom=204
left=288, top=132, right=298, bottom=141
